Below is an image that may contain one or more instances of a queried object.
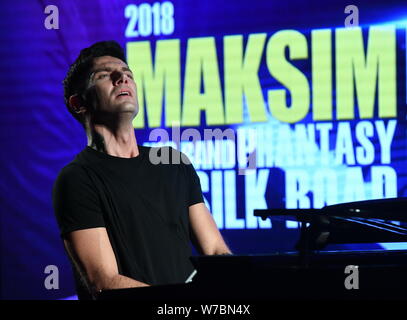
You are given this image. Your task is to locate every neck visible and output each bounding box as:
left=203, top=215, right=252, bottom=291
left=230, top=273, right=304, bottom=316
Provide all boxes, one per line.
left=86, top=122, right=139, bottom=158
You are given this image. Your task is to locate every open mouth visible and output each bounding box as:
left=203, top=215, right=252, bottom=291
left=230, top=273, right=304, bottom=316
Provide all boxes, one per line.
left=116, top=90, right=132, bottom=97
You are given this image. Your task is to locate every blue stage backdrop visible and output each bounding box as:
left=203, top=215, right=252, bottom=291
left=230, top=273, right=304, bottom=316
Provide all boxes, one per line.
left=0, top=0, right=406, bottom=299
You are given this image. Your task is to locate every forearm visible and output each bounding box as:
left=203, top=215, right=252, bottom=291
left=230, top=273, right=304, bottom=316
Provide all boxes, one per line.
left=105, top=274, right=150, bottom=289
left=189, top=203, right=233, bottom=256
left=92, top=273, right=150, bottom=293
left=212, top=245, right=232, bottom=255
left=202, top=239, right=232, bottom=255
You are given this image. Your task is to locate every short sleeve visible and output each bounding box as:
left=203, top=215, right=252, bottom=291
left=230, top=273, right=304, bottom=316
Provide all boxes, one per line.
left=180, top=152, right=204, bottom=206
left=52, top=164, right=105, bottom=238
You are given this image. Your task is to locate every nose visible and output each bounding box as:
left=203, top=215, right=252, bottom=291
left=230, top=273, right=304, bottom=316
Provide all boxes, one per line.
left=112, top=71, right=128, bottom=86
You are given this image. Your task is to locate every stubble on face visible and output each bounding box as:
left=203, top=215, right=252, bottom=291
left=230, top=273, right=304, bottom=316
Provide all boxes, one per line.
left=87, top=56, right=139, bottom=124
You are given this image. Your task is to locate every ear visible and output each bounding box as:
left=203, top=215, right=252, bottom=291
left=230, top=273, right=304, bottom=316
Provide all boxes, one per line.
left=68, top=94, right=86, bottom=114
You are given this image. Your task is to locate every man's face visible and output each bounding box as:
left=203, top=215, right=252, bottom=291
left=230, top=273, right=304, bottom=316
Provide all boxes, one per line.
left=86, top=56, right=138, bottom=121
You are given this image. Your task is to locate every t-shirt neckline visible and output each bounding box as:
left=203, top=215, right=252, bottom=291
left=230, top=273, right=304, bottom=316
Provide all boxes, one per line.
left=84, top=145, right=146, bottom=162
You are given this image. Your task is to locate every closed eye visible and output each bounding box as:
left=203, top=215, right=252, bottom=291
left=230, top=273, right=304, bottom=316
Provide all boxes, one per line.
left=97, top=73, right=109, bottom=79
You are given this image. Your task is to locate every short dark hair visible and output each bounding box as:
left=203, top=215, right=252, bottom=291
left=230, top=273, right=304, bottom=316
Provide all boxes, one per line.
left=63, top=40, right=127, bottom=127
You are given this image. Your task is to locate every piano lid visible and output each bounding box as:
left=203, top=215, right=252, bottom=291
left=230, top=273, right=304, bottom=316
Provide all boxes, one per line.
left=255, top=197, right=407, bottom=221
left=254, top=198, right=407, bottom=251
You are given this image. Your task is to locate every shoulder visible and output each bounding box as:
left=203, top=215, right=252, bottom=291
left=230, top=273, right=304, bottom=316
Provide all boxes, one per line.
left=56, top=162, right=87, bottom=179
left=54, top=146, right=102, bottom=182
left=54, top=162, right=92, bottom=191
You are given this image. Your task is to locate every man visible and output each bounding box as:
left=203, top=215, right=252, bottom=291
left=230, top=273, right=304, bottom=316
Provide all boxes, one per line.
left=53, top=41, right=231, bottom=300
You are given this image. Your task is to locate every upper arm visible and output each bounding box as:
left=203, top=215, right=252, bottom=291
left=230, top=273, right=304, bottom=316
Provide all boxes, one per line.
left=64, top=227, right=119, bottom=292
left=53, top=165, right=105, bottom=235
left=188, top=202, right=231, bottom=255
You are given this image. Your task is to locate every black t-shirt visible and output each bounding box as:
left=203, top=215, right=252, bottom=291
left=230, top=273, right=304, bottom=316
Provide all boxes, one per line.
left=52, top=145, right=203, bottom=299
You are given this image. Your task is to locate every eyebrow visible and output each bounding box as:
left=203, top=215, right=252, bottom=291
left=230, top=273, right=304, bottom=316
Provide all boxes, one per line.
left=90, top=66, right=133, bottom=78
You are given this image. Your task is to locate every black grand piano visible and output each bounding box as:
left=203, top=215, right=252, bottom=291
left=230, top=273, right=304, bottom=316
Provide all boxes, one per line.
left=98, top=198, right=407, bottom=300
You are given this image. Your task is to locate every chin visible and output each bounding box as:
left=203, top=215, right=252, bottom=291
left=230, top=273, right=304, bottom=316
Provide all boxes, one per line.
left=115, top=102, right=137, bottom=112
